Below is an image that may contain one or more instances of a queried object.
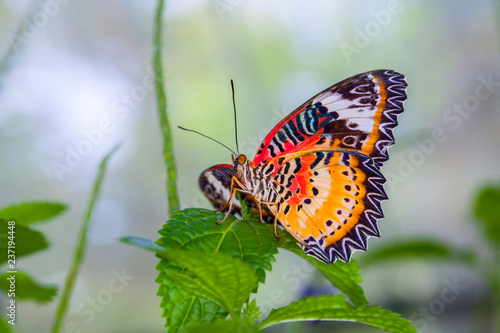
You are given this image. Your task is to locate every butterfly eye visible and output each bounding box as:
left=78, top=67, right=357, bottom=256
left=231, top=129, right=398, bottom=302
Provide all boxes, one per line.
left=237, top=155, right=247, bottom=165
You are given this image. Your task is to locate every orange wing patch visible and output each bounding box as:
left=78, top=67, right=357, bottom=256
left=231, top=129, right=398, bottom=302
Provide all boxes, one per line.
left=268, top=150, right=386, bottom=263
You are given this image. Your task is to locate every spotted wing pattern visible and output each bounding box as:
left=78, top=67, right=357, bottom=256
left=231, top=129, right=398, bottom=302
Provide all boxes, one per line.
left=253, top=69, right=407, bottom=170
left=259, top=150, right=386, bottom=263
left=199, top=69, right=407, bottom=264
left=199, top=165, right=274, bottom=223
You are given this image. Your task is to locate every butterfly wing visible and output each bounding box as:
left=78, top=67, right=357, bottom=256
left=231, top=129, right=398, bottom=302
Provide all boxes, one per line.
left=199, top=164, right=237, bottom=210
left=200, top=70, right=407, bottom=263
left=253, top=69, right=407, bottom=169
left=199, top=164, right=275, bottom=223
left=262, top=150, right=386, bottom=263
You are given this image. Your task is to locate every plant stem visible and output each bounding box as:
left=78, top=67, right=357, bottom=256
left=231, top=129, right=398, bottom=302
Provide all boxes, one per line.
left=153, top=0, right=180, bottom=215
left=490, top=247, right=500, bottom=333
left=51, top=146, right=120, bottom=333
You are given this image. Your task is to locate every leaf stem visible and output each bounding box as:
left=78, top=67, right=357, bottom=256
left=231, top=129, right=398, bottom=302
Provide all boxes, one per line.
left=153, top=0, right=180, bottom=215
left=51, top=146, right=119, bottom=333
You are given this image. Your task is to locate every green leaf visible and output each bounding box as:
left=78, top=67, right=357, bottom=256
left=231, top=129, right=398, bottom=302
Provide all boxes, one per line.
left=185, top=320, right=262, bottom=333
left=122, top=237, right=256, bottom=316
left=357, top=239, right=477, bottom=267
left=0, top=318, right=13, bottom=333
left=243, top=299, right=261, bottom=325
left=150, top=208, right=282, bottom=332
left=0, top=221, right=49, bottom=264
left=120, top=237, right=227, bottom=332
left=473, top=184, right=500, bottom=247
left=157, top=284, right=227, bottom=332
left=0, top=271, right=57, bottom=303
left=279, top=232, right=368, bottom=306
left=122, top=207, right=281, bottom=333
left=315, top=259, right=368, bottom=306
left=165, top=250, right=258, bottom=317
left=258, top=295, right=416, bottom=333
left=123, top=237, right=258, bottom=316
left=120, top=236, right=165, bottom=252
left=0, top=202, right=67, bottom=225
left=157, top=208, right=280, bottom=283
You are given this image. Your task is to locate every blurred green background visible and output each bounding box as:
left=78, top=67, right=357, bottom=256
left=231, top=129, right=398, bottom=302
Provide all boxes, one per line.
left=1, top=0, right=499, bottom=332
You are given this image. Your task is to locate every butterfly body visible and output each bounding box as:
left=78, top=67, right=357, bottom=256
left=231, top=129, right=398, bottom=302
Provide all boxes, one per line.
left=234, top=155, right=273, bottom=202
left=215, top=154, right=280, bottom=229
left=199, top=70, right=408, bottom=264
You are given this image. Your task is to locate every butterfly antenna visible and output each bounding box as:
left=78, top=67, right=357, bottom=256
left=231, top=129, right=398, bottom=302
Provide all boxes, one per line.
left=231, top=79, right=240, bottom=155
left=177, top=126, right=237, bottom=156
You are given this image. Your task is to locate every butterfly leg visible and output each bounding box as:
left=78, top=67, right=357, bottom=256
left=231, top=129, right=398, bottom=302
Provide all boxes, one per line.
left=216, top=176, right=248, bottom=225
left=216, top=191, right=236, bottom=225
left=257, top=201, right=263, bottom=222
left=273, top=214, right=280, bottom=240
left=261, top=199, right=280, bottom=240
left=214, top=197, right=233, bottom=212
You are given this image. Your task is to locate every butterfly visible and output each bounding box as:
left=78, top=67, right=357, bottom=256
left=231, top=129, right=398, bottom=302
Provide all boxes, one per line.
left=198, top=69, right=407, bottom=264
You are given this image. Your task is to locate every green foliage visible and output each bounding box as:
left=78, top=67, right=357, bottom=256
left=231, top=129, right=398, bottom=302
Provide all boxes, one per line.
left=473, top=184, right=500, bottom=247
left=152, top=208, right=280, bottom=332
left=121, top=236, right=165, bottom=252
left=242, top=299, right=261, bottom=325
left=258, top=294, right=416, bottom=332
left=314, top=260, right=367, bottom=306
left=348, top=185, right=500, bottom=273
left=0, top=317, right=12, bottom=333
left=163, top=250, right=258, bottom=317
left=0, top=271, right=57, bottom=303
left=52, top=146, right=119, bottom=333
left=157, top=287, right=227, bottom=332
left=0, top=200, right=66, bottom=328
left=123, top=208, right=416, bottom=332
left=284, top=244, right=368, bottom=306
left=357, top=239, right=476, bottom=267
left=0, top=221, right=48, bottom=265
left=0, top=200, right=67, bottom=264
left=123, top=238, right=258, bottom=317
left=153, top=0, right=180, bottom=214
left=472, top=183, right=500, bottom=331
left=185, top=319, right=262, bottom=333
left=0, top=202, right=67, bottom=225
left=155, top=208, right=281, bottom=283
left=345, top=182, right=500, bottom=332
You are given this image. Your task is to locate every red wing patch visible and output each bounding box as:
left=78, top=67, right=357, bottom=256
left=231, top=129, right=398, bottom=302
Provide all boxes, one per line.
left=253, top=70, right=407, bottom=170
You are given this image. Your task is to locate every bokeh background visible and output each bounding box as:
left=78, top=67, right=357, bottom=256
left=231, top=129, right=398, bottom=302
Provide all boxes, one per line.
left=1, top=0, right=499, bottom=332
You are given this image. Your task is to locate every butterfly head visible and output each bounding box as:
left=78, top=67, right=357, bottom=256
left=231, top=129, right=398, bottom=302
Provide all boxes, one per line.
left=236, top=154, right=247, bottom=165
left=232, top=154, right=251, bottom=178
